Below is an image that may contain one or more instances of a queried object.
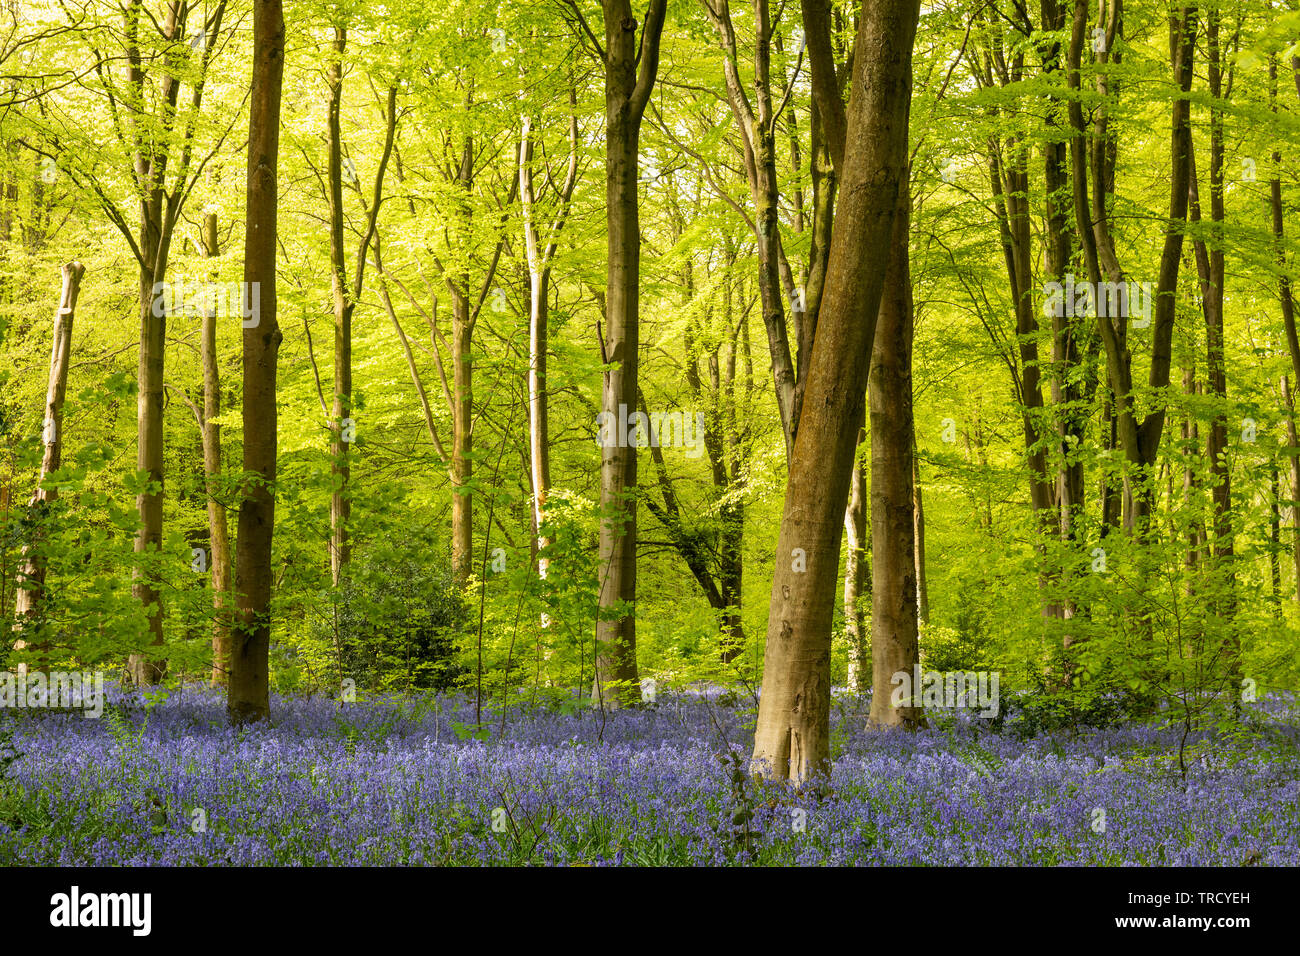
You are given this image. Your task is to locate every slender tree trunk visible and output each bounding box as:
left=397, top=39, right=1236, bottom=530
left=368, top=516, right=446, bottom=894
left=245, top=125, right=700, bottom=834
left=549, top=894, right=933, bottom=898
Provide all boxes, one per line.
left=1100, top=393, right=1122, bottom=533
left=913, top=453, right=930, bottom=626
left=592, top=0, right=668, bottom=707
left=521, top=99, right=579, bottom=594
left=1181, top=367, right=1202, bottom=574
left=1067, top=0, right=1195, bottom=542
left=1039, top=1, right=1088, bottom=676
left=1269, top=55, right=1300, bottom=602
left=128, top=245, right=168, bottom=685
left=1270, top=462, right=1282, bottom=617
left=200, top=211, right=232, bottom=686
left=701, top=1, right=799, bottom=454
left=1188, top=8, right=1234, bottom=652
left=126, top=0, right=188, bottom=687
left=797, top=0, right=847, bottom=412
left=843, top=429, right=868, bottom=692
left=327, top=26, right=353, bottom=589
left=229, top=0, right=284, bottom=724
left=804, top=99, right=836, bottom=356
left=1284, top=377, right=1300, bottom=602
left=751, top=0, right=920, bottom=780
left=1040, top=0, right=1085, bottom=548
left=451, top=288, right=473, bottom=587
left=1131, top=7, right=1197, bottom=534
left=527, top=261, right=551, bottom=577
left=13, top=261, right=83, bottom=668
left=718, top=502, right=745, bottom=661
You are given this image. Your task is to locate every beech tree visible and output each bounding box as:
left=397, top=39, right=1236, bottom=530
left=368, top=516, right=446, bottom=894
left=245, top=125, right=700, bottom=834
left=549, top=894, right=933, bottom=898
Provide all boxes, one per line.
left=584, top=0, right=669, bottom=707
left=228, top=0, right=285, bottom=724
left=48, top=0, right=234, bottom=685
left=751, top=0, right=921, bottom=782
left=3, top=0, right=1291, bottom=744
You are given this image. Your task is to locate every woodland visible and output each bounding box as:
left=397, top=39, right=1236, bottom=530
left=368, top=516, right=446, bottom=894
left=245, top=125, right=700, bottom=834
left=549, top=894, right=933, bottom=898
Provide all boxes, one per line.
left=0, top=0, right=1298, bottom=867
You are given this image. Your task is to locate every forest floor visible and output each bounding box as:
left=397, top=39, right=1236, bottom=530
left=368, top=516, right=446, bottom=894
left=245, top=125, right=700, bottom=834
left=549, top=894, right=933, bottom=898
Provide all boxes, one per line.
left=0, top=685, right=1297, bottom=865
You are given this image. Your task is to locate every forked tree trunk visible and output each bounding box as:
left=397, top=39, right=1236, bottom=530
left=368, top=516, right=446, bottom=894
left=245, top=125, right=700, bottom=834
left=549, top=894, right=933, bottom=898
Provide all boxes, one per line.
left=701, top=0, right=798, bottom=454
left=200, top=212, right=232, bottom=686
left=592, top=0, right=668, bottom=707
left=229, top=0, right=284, bottom=724
left=126, top=0, right=220, bottom=686
left=751, top=0, right=920, bottom=781
left=1084, top=4, right=1196, bottom=537
left=14, top=261, right=83, bottom=668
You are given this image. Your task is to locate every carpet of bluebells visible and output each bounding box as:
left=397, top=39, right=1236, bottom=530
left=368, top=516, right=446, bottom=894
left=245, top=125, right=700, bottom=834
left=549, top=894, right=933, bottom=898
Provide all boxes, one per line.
left=1, top=684, right=1297, bottom=866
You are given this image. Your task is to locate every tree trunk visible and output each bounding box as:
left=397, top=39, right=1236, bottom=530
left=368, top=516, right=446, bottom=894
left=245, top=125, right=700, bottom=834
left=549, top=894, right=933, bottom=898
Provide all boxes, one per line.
left=1188, top=9, right=1234, bottom=651
left=126, top=0, right=189, bottom=687
left=751, top=0, right=920, bottom=780
left=913, top=453, right=930, bottom=626
left=843, top=430, right=869, bottom=692
left=592, top=0, right=668, bottom=707
left=1111, top=6, right=1196, bottom=535
left=200, top=211, right=232, bottom=686
left=1270, top=462, right=1283, bottom=616
left=128, top=242, right=169, bottom=686
left=797, top=0, right=848, bottom=419
left=868, top=185, right=921, bottom=729
left=521, top=99, right=579, bottom=595
left=1181, top=367, right=1202, bottom=575
left=14, top=261, right=83, bottom=668
left=1269, top=55, right=1300, bottom=602
left=327, top=26, right=353, bottom=589
left=701, top=0, right=798, bottom=454
left=1040, top=0, right=1085, bottom=550
left=527, top=262, right=551, bottom=578
left=718, top=503, right=745, bottom=661
left=229, top=0, right=284, bottom=724
left=451, top=288, right=473, bottom=587
left=1284, top=378, right=1300, bottom=602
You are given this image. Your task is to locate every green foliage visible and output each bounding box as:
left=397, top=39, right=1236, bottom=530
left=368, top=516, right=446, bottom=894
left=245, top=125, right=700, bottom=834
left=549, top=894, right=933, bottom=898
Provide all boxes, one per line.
left=0, top=0, right=1297, bottom=713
